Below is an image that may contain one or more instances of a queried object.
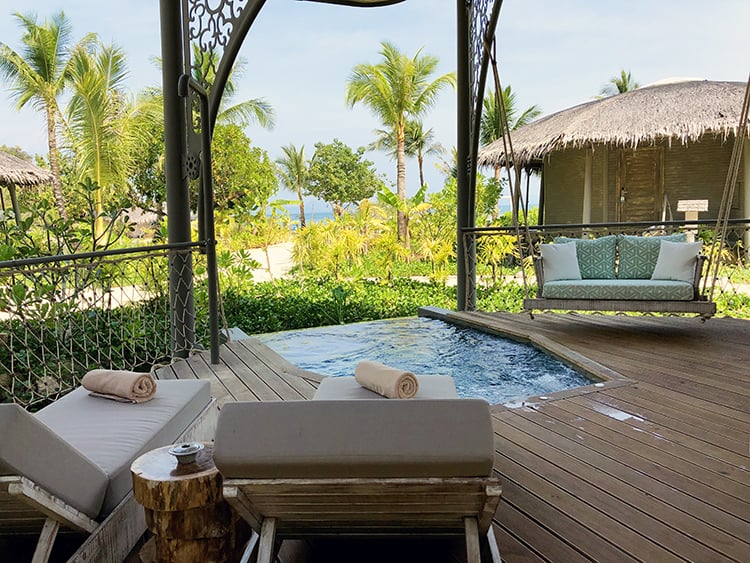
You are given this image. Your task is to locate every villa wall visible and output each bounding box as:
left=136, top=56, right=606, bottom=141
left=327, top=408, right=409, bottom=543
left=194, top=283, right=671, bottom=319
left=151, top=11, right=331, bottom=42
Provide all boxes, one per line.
left=541, top=134, right=742, bottom=224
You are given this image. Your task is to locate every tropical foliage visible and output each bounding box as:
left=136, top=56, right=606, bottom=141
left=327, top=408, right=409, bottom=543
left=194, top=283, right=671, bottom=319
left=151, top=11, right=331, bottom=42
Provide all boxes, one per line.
left=0, top=11, right=94, bottom=217
left=306, top=139, right=385, bottom=216
left=346, top=41, right=455, bottom=243
left=210, top=124, right=277, bottom=213
left=599, top=69, right=640, bottom=97
left=276, top=144, right=308, bottom=227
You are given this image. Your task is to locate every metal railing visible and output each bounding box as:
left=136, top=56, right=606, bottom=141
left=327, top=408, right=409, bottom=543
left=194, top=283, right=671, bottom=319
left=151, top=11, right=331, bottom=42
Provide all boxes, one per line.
left=0, top=243, right=211, bottom=409
left=463, top=219, right=750, bottom=316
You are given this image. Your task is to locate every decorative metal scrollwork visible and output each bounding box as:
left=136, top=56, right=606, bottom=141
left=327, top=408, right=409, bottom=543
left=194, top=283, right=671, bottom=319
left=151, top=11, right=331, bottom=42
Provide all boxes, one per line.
left=183, top=0, right=260, bottom=179
left=468, top=0, right=502, bottom=159
left=185, top=0, right=248, bottom=93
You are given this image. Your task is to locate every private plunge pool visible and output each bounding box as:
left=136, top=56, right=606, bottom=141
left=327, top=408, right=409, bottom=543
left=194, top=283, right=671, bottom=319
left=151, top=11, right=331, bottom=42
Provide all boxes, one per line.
left=256, top=317, right=592, bottom=405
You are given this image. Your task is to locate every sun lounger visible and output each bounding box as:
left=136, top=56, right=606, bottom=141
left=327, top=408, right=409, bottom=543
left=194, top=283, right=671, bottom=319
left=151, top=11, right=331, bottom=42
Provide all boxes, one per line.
left=0, top=379, right=216, bottom=563
left=214, top=399, right=502, bottom=562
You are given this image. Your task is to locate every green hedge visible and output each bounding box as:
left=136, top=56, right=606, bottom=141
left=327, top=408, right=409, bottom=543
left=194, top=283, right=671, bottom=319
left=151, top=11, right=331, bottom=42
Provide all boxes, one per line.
left=221, top=278, right=527, bottom=335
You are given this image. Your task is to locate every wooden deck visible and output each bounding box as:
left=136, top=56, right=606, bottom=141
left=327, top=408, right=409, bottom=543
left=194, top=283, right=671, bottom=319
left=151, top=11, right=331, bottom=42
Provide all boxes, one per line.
left=156, top=313, right=750, bottom=562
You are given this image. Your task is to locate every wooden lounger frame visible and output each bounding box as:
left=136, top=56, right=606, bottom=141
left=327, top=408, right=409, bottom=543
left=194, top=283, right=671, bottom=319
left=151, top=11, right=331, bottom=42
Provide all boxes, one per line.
left=223, top=476, right=503, bottom=563
left=0, top=398, right=218, bottom=563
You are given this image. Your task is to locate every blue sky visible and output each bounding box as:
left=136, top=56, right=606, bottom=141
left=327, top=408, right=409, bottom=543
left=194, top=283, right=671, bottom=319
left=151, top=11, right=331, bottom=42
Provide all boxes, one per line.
left=0, top=0, right=748, bottom=208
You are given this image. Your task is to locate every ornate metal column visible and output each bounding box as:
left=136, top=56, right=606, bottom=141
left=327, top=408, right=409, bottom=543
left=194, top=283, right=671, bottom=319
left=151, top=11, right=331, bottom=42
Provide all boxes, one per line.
left=456, top=0, right=503, bottom=311
left=158, top=0, right=268, bottom=361
left=160, top=0, right=194, bottom=358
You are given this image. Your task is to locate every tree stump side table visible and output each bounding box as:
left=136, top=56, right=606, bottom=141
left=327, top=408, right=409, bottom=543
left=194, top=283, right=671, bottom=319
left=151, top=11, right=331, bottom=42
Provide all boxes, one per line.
left=131, top=442, right=250, bottom=563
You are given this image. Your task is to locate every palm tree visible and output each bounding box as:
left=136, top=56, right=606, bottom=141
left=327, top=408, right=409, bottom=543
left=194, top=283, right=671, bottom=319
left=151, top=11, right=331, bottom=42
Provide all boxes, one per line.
left=406, top=121, right=444, bottom=190
left=480, top=85, right=541, bottom=182
left=191, top=45, right=275, bottom=130
left=0, top=12, right=94, bottom=217
left=346, top=41, right=455, bottom=243
left=65, top=41, right=157, bottom=239
left=599, top=69, right=640, bottom=97
left=276, top=144, right=308, bottom=228
left=369, top=120, right=444, bottom=190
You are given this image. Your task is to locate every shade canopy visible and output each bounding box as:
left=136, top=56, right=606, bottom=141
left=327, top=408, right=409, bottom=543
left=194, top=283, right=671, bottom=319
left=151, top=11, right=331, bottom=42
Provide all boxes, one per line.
left=0, top=151, right=53, bottom=187
left=479, top=80, right=749, bottom=169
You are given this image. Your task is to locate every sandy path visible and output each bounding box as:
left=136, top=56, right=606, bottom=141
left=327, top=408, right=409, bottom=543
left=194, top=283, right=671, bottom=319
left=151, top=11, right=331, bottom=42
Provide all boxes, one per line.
left=246, top=242, right=295, bottom=281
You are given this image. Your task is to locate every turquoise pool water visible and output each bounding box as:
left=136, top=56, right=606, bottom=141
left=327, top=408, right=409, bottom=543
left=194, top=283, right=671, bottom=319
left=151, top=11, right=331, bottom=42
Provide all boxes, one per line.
left=256, top=317, right=591, bottom=405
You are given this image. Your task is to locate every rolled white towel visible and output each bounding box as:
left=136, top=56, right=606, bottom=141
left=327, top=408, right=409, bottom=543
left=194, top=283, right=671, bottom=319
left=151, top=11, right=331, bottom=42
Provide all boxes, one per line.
left=354, top=360, right=419, bottom=399
left=82, top=369, right=157, bottom=403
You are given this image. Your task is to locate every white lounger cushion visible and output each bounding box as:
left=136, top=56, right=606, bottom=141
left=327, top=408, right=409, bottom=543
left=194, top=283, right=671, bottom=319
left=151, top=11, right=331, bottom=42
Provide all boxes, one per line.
left=0, top=404, right=109, bottom=518
left=312, top=375, right=458, bottom=400
left=36, top=379, right=211, bottom=517
left=214, top=399, right=494, bottom=480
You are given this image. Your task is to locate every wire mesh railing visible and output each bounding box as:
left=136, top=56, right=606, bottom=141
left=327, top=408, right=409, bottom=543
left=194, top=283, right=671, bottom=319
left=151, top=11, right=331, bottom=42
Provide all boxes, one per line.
left=463, top=219, right=750, bottom=317
left=0, top=243, right=210, bottom=409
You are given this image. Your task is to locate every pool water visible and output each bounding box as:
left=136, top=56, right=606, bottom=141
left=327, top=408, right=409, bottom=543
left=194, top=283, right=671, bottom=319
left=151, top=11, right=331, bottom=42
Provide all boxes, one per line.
left=256, top=317, right=591, bottom=405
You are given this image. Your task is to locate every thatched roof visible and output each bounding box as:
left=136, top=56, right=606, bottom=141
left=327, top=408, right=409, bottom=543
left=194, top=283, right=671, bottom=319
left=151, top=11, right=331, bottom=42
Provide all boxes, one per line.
left=0, top=151, right=53, bottom=187
left=478, top=80, right=749, bottom=168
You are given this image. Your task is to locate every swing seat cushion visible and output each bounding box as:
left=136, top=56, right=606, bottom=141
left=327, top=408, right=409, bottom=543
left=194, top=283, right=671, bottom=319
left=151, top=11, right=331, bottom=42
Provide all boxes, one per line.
left=541, top=278, right=695, bottom=301
left=616, top=233, right=687, bottom=279
left=553, top=235, right=617, bottom=279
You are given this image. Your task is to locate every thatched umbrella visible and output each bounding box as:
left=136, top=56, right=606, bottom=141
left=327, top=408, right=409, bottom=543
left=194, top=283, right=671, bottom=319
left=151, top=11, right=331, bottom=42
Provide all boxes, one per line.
left=478, top=80, right=749, bottom=169
left=0, top=151, right=54, bottom=220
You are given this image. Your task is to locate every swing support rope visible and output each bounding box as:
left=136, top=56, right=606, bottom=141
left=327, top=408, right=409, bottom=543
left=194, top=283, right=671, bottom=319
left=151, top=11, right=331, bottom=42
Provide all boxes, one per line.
left=704, top=73, right=750, bottom=303
left=484, top=37, right=535, bottom=301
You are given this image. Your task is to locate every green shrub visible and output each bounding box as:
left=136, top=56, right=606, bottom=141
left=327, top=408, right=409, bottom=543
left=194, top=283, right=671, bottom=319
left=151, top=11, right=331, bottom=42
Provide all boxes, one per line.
left=222, top=278, right=456, bottom=335
left=221, top=277, right=530, bottom=335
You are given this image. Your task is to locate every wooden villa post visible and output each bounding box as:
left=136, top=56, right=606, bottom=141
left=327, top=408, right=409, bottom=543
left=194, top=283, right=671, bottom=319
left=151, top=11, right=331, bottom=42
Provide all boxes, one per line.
left=583, top=149, right=593, bottom=224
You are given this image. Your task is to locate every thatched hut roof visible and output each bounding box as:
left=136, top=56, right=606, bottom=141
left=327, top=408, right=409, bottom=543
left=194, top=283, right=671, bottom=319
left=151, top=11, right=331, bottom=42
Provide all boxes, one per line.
left=0, top=151, right=53, bottom=187
left=478, top=80, right=749, bottom=169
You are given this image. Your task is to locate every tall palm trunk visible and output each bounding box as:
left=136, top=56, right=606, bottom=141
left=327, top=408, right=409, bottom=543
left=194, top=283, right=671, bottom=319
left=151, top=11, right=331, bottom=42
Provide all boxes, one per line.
left=45, top=105, right=66, bottom=219
left=418, top=150, right=425, bottom=189
left=493, top=164, right=502, bottom=219
left=396, top=124, right=407, bottom=243
left=297, top=186, right=306, bottom=228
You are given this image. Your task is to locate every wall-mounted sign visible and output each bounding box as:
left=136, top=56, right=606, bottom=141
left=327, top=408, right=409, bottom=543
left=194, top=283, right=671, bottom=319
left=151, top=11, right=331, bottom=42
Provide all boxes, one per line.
left=677, top=200, right=709, bottom=212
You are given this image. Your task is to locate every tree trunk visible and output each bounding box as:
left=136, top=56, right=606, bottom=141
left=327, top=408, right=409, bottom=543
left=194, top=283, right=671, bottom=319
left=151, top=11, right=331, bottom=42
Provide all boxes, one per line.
left=297, top=186, right=306, bottom=228
left=45, top=105, right=66, bottom=219
left=418, top=151, right=425, bottom=190
left=396, top=125, right=407, bottom=245
left=493, top=165, right=502, bottom=220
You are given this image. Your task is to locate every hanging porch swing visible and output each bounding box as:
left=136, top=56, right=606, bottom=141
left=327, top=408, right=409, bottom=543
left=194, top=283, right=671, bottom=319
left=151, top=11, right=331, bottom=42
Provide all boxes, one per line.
left=485, top=49, right=750, bottom=320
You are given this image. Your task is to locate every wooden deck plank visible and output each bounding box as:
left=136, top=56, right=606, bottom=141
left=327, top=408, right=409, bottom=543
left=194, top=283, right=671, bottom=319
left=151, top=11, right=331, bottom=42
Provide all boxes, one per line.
left=219, top=344, right=291, bottom=402
left=174, top=352, right=243, bottom=406
left=553, top=398, right=750, bottom=501
left=592, top=385, right=750, bottom=455
left=492, top=451, right=656, bottom=562
left=226, top=339, right=318, bottom=400
left=497, top=404, right=750, bottom=547
left=614, top=381, right=750, bottom=428
left=166, top=313, right=750, bottom=562
left=492, top=413, right=736, bottom=561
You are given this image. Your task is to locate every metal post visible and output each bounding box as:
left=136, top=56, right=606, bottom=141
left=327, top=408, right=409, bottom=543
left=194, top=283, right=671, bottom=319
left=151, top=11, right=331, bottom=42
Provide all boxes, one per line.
left=160, top=0, right=195, bottom=358
left=456, top=0, right=473, bottom=311
left=179, top=75, right=220, bottom=364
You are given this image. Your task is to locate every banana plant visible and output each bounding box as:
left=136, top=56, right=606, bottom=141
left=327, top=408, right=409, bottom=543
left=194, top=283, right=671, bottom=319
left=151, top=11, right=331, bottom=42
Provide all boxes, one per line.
left=377, top=184, right=430, bottom=249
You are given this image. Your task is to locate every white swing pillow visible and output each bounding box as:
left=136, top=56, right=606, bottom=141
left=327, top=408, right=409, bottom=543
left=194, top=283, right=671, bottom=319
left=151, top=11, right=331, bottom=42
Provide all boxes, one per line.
left=651, top=241, right=702, bottom=283
left=540, top=242, right=582, bottom=282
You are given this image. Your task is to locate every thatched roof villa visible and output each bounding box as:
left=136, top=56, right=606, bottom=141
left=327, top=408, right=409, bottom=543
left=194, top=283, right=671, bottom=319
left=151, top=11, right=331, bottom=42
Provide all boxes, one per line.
left=0, top=151, right=53, bottom=220
left=478, top=80, right=749, bottom=225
